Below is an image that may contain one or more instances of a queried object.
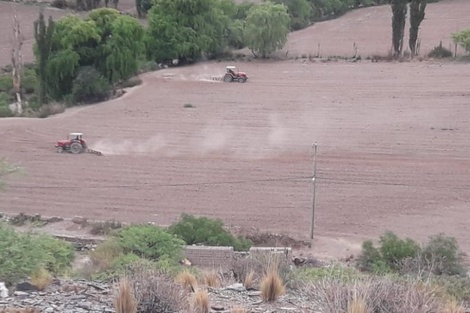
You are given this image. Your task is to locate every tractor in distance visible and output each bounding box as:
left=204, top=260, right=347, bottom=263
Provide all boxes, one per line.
left=223, top=66, right=248, bottom=83
left=55, top=133, right=103, bottom=156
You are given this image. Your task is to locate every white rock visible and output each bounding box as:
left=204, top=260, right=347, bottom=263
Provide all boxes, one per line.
left=0, top=282, right=8, bottom=298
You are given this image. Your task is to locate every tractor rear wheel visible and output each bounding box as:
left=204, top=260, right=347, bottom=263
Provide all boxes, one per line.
left=70, top=142, right=83, bottom=154
left=223, top=74, right=233, bottom=83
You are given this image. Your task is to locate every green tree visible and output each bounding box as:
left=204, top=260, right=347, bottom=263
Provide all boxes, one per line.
left=269, top=0, right=312, bottom=30
left=244, top=2, right=290, bottom=58
left=452, top=29, right=470, bottom=55
left=146, top=0, right=228, bottom=63
left=87, top=8, right=145, bottom=80
left=38, top=9, right=145, bottom=102
left=409, top=0, right=426, bottom=56
left=33, top=11, right=55, bottom=105
left=391, top=0, right=407, bottom=56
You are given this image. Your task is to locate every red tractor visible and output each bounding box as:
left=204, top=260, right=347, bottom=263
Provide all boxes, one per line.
left=223, top=66, right=248, bottom=83
left=55, top=132, right=88, bottom=154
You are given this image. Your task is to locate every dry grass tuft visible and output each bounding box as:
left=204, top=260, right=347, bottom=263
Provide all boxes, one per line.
left=129, top=262, right=189, bottom=313
left=303, top=276, right=444, bottom=313
left=260, top=269, right=285, bottom=302
left=441, top=299, right=466, bottom=313
left=176, top=270, right=198, bottom=292
left=348, top=295, right=369, bottom=313
left=114, top=277, right=137, bottom=313
left=30, top=267, right=52, bottom=291
left=191, top=289, right=210, bottom=313
left=201, top=271, right=219, bottom=288
left=230, top=307, right=247, bottom=313
left=243, top=269, right=255, bottom=290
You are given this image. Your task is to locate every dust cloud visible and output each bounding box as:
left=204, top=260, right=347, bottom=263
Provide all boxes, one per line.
left=90, top=110, right=327, bottom=159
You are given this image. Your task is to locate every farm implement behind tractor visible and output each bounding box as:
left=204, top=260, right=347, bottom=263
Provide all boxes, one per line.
left=55, top=133, right=103, bottom=156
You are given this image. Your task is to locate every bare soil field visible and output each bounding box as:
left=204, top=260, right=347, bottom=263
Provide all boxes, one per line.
left=1, top=0, right=470, bottom=259
left=1, top=58, right=470, bottom=258
left=0, top=2, right=75, bottom=67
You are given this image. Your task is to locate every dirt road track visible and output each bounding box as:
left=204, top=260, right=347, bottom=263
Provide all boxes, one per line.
left=1, top=60, right=470, bottom=258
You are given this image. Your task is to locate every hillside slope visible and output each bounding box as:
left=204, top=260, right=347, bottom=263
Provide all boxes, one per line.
left=276, top=0, right=469, bottom=58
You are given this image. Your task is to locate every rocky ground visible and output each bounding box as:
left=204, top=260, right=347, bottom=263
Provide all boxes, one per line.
left=0, top=279, right=321, bottom=313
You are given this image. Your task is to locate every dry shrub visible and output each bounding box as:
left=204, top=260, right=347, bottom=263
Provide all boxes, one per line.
left=201, top=271, right=219, bottom=288
left=232, top=251, right=291, bottom=288
left=114, top=277, right=137, bottom=313
left=30, top=268, right=51, bottom=291
left=128, top=263, right=188, bottom=313
left=441, top=299, right=465, bottom=313
left=348, top=294, right=369, bottom=313
left=176, top=270, right=198, bottom=292
left=191, top=289, right=209, bottom=313
left=303, top=276, right=443, bottom=313
left=36, top=102, right=65, bottom=118
left=90, top=239, right=123, bottom=272
left=230, top=307, right=247, bottom=313
left=243, top=269, right=255, bottom=289
left=260, top=269, right=285, bottom=302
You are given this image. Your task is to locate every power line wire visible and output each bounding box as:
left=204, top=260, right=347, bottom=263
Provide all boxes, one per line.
left=5, top=174, right=470, bottom=191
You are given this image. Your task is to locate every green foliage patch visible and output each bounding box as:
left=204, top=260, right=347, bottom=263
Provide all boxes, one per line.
left=0, top=223, right=74, bottom=285
left=168, top=213, right=252, bottom=251
left=356, top=231, right=467, bottom=277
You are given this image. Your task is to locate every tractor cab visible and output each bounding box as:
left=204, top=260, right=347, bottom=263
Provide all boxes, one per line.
left=69, top=132, right=83, bottom=142
left=223, top=66, right=248, bottom=83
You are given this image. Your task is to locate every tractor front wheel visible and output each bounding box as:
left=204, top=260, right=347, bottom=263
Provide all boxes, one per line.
left=70, top=142, right=83, bottom=154
left=238, top=77, right=246, bottom=83
left=56, top=147, right=64, bottom=153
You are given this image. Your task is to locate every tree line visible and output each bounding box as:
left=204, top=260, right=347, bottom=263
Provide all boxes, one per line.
left=3, top=0, right=468, bottom=118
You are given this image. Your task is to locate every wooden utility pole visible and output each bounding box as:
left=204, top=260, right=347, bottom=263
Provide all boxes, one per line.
left=310, top=142, right=318, bottom=240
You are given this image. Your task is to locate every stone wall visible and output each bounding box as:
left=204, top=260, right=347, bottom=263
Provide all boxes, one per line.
left=183, top=246, right=235, bottom=268
left=182, top=246, right=292, bottom=268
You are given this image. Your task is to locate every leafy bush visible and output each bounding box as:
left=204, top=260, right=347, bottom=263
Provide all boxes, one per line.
left=452, top=29, right=470, bottom=55
left=34, top=234, right=75, bottom=274
left=0, top=105, right=13, bottom=118
left=71, top=66, right=110, bottom=104
left=169, top=214, right=252, bottom=251
left=428, top=42, right=453, bottom=58
left=117, top=224, right=185, bottom=261
left=356, top=232, right=420, bottom=274
left=0, top=224, right=42, bottom=285
left=0, top=76, right=12, bottom=93
left=421, top=234, right=467, bottom=276
left=22, top=70, right=38, bottom=94
left=356, top=232, right=467, bottom=277
left=434, top=275, right=470, bottom=302
left=0, top=92, right=13, bottom=104
left=0, top=223, right=74, bottom=285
